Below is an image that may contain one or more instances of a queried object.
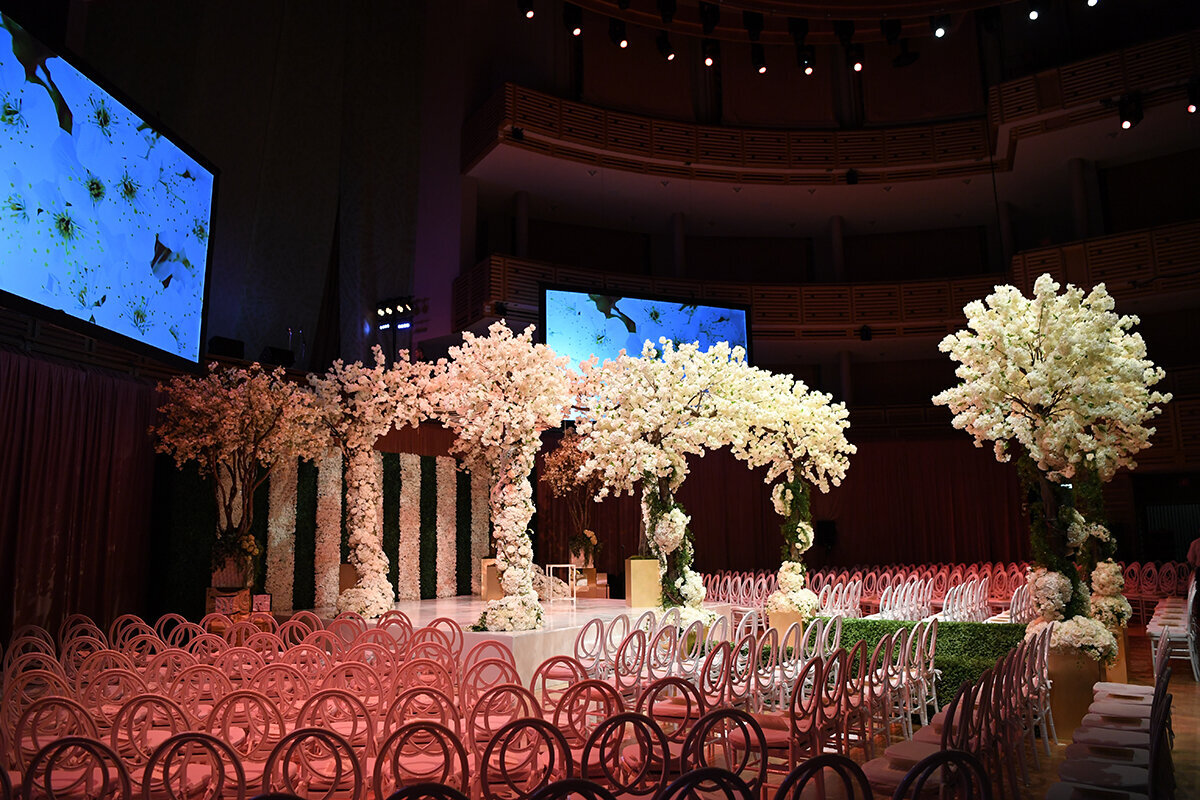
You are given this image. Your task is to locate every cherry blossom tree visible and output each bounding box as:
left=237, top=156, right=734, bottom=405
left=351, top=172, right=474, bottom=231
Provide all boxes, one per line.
left=426, top=321, right=575, bottom=631
left=151, top=363, right=325, bottom=587
left=308, top=347, right=432, bottom=617
left=934, top=274, right=1169, bottom=659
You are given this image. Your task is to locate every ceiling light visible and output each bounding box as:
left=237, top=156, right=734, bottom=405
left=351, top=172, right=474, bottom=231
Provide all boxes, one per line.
left=799, top=45, right=815, bottom=75
left=1118, top=92, right=1143, bottom=129
left=609, top=18, right=628, bottom=48
left=563, top=2, right=582, bottom=36
left=517, top=0, right=534, bottom=19
left=1187, top=77, right=1199, bottom=114
left=656, top=30, right=676, bottom=61
left=751, top=43, right=767, bottom=74
left=848, top=43, right=864, bottom=72
left=702, top=39, right=718, bottom=67
left=930, top=14, right=951, bottom=38
left=1027, top=0, right=1048, bottom=21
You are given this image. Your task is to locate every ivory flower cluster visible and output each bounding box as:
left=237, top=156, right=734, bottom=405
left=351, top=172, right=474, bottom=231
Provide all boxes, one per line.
left=308, top=347, right=432, bottom=618
left=427, top=321, right=575, bottom=631
left=766, top=560, right=821, bottom=619
left=1090, top=559, right=1131, bottom=629
left=1027, top=567, right=1073, bottom=623
left=932, top=274, right=1171, bottom=482
left=1047, top=615, right=1119, bottom=664
left=1066, top=510, right=1113, bottom=552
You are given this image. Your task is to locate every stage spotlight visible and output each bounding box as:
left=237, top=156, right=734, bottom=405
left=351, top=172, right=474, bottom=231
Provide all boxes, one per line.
left=563, top=2, right=582, bottom=36
left=609, top=17, right=628, bottom=48
left=702, top=38, right=718, bottom=67
left=657, top=30, right=676, bottom=61
left=1027, top=0, right=1047, bottom=21
left=743, top=10, right=764, bottom=42
left=799, top=45, right=815, bottom=75
left=1087, top=0, right=1098, bottom=5
left=657, top=0, right=676, bottom=25
left=1118, top=91, right=1143, bottom=129
left=881, top=19, right=902, bottom=46
left=1188, top=77, right=1199, bottom=114
left=751, top=43, right=767, bottom=74
left=848, top=43, right=864, bottom=72
left=930, top=14, right=951, bottom=38
left=699, top=2, right=720, bottom=34
left=518, top=0, right=534, bottom=20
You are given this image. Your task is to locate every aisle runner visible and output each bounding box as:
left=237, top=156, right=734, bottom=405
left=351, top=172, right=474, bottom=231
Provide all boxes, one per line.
left=266, top=454, right=490, bottom=612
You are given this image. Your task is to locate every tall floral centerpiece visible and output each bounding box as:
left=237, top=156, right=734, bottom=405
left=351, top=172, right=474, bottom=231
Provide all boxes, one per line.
left=732, top=372, right=856, bottom=621
left=151, top=363, right=324, bottom=588
left=427, top=322, right=575, bottom=631
left=308, top=346, right=431, bottom=618
left=933, top=274, right=1170, bottom=663
left=541, top=429, right=604, bottom=566
left=575, top=339, right=757, bottom=613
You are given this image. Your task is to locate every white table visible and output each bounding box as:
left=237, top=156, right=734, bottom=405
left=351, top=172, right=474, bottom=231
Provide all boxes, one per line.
left=544, top=563, right=579, bottom=606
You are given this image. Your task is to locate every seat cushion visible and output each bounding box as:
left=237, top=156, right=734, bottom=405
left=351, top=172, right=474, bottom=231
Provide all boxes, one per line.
left=882, top=740, right=939, bottom=770
left=1079, top=713, right=1151, bottom=732
left=1064, top=743, right=1149, bottom=766
left=1057, top=759, right=1148, bottom=791
left=1072, top=726, right=1151, bottom=749
left=1044, top=782, right=1147, bottom=800
left=1086, top=701, right=1152, bottom=719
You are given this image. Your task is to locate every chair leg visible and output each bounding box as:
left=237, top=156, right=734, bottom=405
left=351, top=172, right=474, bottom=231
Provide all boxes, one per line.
left=1044, top=697, right=1058, bottom=749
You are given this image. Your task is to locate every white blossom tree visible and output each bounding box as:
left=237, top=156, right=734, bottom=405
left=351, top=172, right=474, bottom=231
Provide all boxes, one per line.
left=933, top=274, right=1169, bottom=658
left=426, top=321, right=575, bottom=631
left=575, top=339, right=764, bottom=610
left=152, top=363, right=325, bottom=587
left=308, top=346, right=432, bottom=618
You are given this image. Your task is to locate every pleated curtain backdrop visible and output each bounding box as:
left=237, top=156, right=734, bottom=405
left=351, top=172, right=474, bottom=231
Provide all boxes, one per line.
left=0, top=349, right=157, bottom=643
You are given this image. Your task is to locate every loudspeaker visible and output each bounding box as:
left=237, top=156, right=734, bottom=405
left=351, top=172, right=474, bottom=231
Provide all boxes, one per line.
left=257, top=346, right=295, bottom=368
left=815, top=520, right=837, bottom=551
left=206, top=336, right=244, bottom=360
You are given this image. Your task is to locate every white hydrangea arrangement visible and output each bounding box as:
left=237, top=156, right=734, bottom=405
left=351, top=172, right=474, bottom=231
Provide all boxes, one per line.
left=1048, top=615, right=1119, bottom=664
left=1090, top=559, right=1132, bottom=629
left=1066, top=510, right=1113, bottom=553
left=766, top=560, right=821, bottom=620
left=1026, top=567, right=1074, bottom=623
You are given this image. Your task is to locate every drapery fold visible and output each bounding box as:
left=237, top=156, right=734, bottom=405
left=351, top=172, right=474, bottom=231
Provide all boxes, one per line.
left=0, top=349, right=157, bottom=642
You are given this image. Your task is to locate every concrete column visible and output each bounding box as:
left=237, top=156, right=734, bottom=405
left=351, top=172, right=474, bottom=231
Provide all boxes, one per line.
left=670, top=212, right=686, bottom=277
left=839, top=350, right=853, bottom=405
left=513, top=190, right=529, bottom=258
left=830, top=215, right=846, bottom=282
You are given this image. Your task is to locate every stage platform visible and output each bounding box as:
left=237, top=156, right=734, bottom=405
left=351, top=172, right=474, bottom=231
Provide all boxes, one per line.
left=314, top=597, right=734, bottom=684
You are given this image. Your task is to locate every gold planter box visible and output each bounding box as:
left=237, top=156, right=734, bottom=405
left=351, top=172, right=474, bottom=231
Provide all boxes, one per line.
left=768, top=610, right=809, bottom=636
left=480, top=559, right=504, bottom=601
left=625, top=557, right=661, bottom=608
left=1049, top=649, right=1104, bottom=739
left=1102, top=627, right=1129, bottom=685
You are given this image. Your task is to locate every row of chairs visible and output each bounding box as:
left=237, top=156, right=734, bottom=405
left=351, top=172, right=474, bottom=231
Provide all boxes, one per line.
left=873, top=579, right=933, bottom=622
left=939, top=578, right=992, bottom=622
left=1146, top=574, right=1199, bottom=682
left=1049, top=628, right=1177, bottom=799
left=816, top=581, right=863, bottom=618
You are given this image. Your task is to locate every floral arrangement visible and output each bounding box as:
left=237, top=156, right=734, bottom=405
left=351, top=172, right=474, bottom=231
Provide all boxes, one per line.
left=542, top=430, right=604, bottom=562
left=1090, top=559, right=1132, bottom=629
left=567, top=529, right=600, bottom=565
left=1037, top=616, right=1119, bottom=664
left=308, top=346, right=432, bottom=618
left=151, top=362, right=325, bottom=587
left=1026, top=567, right=1074, bottom=622
left=1066, top=510, right=1113, bottom=553
left=426, top=321, right=575, bottom=630
left=314, top=450, right=343, bottom=609
left=397, top=453, right=423, bottom=599
left=932, top=274, right=1171, bottom=482
left=264, top=458, right=298, bottom=611
left=766, top=560, right=821, bottom=620
left=435, top=457, right=459, bottom=598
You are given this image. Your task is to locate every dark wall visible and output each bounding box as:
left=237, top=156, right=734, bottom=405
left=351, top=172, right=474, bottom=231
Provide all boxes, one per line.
left=844, top=226, right=989, bottom=282
left=1101, top=148, right=1200, bottom=234
left=685, top=236, right=814, bottom=283
left=529, top=220, right=652, bottom=274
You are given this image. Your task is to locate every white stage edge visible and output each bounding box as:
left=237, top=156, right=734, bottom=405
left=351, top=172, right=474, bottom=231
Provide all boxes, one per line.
left=314, top=597, right=734, bottom=685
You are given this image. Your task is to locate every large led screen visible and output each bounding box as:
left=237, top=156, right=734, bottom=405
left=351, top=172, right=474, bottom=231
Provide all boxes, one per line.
left=0, top=14, right=215, bottom=362
left=543, top=287, right=750, bottom=367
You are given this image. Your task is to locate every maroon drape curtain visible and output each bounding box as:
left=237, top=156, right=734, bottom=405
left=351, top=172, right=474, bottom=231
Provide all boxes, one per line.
left=0, top=349, right=157, bottom=642
left=535, top=436, right=1029, bottom=581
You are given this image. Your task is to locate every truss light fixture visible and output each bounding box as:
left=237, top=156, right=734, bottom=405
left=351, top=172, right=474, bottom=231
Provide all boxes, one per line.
left=1118, top=92, right=1143, bottom=129
left=881, top=18, right=902, bottom=45
left=930, top=14, right=951, bottom=38
left=609, top=17, right=628, bottom=48
left=1027, top=0, right=1048, bottom=21
left=751, top=43, right=767, bottom=74
left=800, top=45, right=815, bottom=75
left=699, top=2, right=720, bottom=35
left=518, top=0, right=534, bottom=19
left=1187, top=77, right=1199, bottom=114
left=563, top=2, right=582, bottom=36
left=657, top=30, right=676, bottom=61
left=702, top=38, right=719, bottom=67
left=657, top=0, right=676, bottom=25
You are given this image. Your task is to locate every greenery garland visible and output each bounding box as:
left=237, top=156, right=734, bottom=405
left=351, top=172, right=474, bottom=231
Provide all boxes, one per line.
left=381, top=453, right=401, bottom=595
left=777, top=475, right=812, bottom=562
left=456, top=470, right=473, bottom=596
left=1017, top=452, right=1089, bottom=620
left=642, top=474, right=696, bottom=608
left=293, top=459, right=318, bottom=610
left=419, top=455, right=438, bottom=599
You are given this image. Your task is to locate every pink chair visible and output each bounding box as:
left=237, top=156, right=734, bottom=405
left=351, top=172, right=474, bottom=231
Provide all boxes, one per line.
left=141, top=731, right=246, bottom=800
left=478, top=718, right=572, bottom=800
left=204, top=690, right=287, bottom=783
left=108, top=615, right=154, bottom=652
left=78, top=669, right=148, bottom=731
left=396, top=658, right=456, bottom=699
left=606, top=629, right=647, bottom=704
left=281, top=642, right=335, bottom=681
left=581, top=712, right=669, bottom=798
left=529, top=656, right=588, bottom=716
left=262, top=727, right=364, bottom=800
left=167, top=664, right=233, bottom=725
left=462, top=640, right=516, bottom=675
left=681, top=708, right=767, bottom=797
left=214, top=646, right=267, bottom=687
left=243, top=632, right=287, bottom=663
left=385, top=687, right=463, bottom=738
left=460, top=658, right=522, bottom=717
left=467, top=684, right=541, bottom=762
left=298, top=688, right=378, bottom=761
left=185, top=633, right=228, bottom=664
left=374, top=721, right=470, bottom=798
left=23, top=736, right=132, bottom=800
left=636, top=677, right=705, bottom=772
left=552, top=680, right=625, bottom=767
left=108, top=694, right=191, bottom=781
left=319, top=661, right=386, bottom=721
left=12, top=697, right=98, bottom=773
left=427, top=618, right=465, bottom=662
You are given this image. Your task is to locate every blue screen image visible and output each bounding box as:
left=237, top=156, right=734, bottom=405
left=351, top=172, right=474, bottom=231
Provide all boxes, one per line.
left=544, top=287, right=749, bottom=367
left=0, top=15, right=214, bottom=362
